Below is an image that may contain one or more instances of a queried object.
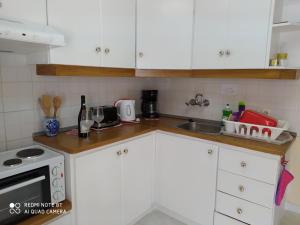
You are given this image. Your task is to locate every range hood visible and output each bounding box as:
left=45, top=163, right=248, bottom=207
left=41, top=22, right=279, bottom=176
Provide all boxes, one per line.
left=0, top=18, right=65, bottom=54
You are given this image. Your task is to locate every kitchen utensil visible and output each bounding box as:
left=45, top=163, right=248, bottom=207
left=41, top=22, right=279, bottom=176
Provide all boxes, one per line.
left=39, top=98, right=49, bottom=117
left=114, top=99, right=136, bottom=122
left=79, top=107, right=94, bottom=136
left=53, top=96, right=62, bottom=118
left=92, top=106, right=104, bottom=130
left=239, top=110, right=278, bottom=127
left=41, top=95, right=52, bottom=117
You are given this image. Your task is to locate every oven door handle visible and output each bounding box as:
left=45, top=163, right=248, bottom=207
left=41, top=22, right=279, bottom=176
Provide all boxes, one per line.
left=0, top=175, right=46, bottom=195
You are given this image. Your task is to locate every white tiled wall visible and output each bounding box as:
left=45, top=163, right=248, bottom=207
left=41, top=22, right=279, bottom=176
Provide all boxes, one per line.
left=154, top=78, right=300, bottom=134
left=0, top=53, right=155, bottom=151
left=1, top=53, right=299, bottom=152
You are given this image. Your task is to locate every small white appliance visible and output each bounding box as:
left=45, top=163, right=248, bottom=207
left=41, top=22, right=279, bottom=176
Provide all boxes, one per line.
left=0, top=18, right=65, bottom=54
left=114, top=99, right=136, bottom=122
left=0, top=145, right=65, bottom=224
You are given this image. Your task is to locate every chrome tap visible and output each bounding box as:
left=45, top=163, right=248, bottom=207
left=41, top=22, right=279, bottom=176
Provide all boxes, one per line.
left=185, top=93, right=210, bottom=107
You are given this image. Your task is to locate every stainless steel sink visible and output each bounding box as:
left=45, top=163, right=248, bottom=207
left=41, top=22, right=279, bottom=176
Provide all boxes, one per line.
left=177, top=119, right=222, bottom=134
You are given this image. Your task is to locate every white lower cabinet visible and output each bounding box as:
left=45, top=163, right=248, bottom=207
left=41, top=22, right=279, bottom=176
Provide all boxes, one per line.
left=45, top=213, right=72, bottom=225
left=214, top=212, right=246, bottom=225
left=74, top=135, right=154, bottom=225
left=155, top=133, right=218, bottom=225
left=71, top=132, right=282, bottom=225
left=75, top=144, right=122, bottom=225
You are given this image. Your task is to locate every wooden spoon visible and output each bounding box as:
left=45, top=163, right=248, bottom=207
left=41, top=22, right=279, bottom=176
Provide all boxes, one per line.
left=53, top=96, right=62, bottom=118
left=42, top=95, right=52, bottom=117
left=39, top=98, right=49, bottom=117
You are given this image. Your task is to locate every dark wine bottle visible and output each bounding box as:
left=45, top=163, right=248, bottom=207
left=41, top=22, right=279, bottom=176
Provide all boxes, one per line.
left=78, top=95, right=88, bottom=138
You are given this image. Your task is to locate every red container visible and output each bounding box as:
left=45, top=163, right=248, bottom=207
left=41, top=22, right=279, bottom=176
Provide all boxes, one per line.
left=239, top=110, right=278, bottom=127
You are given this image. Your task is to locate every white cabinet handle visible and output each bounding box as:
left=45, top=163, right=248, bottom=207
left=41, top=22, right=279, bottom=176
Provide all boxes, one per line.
left=123, top=149, right=129, bottom=154
left=238, top=185, right=245, bottom=192
left=225, top=49, right=231, bottom=56
left=218, top=50, right=225, bottom=57
left=117, top=151, right=122, bottom=156
left=139, top=52, right=144, bottom=58
left=104, top=48, right=110, bottom=54
left=208, top=149, right=213, bottom=155
left=240, top=161, right=247, bottom=168
left=95, top=47, right=101, bottom=53
left=237, top=208, right=243, bottom=215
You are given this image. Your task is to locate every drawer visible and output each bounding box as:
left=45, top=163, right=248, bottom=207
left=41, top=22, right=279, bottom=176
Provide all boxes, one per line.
left=217, top=170, right=275, bottom=208
left=216, top=192, right=272, bottom=225
left=219, top=148, right=279, bottom=184
left=214, top=212, right=247, bottom=225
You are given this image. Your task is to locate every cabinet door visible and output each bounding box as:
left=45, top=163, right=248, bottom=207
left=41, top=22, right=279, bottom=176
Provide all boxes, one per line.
left=101, top=0, right=136, bottom=68
left=0, top=0, right=47, bottom=24
left=47, top=0, right=102, bottom=66
left=156, top=133, right=218, bottom=225
left=137, top=0, right=194, bottom=69
left=193, top=0, right=229, bottom=69
left=123, top=135, right=154, bottom=224
left=226, top=0, right=272, bottom=68
left=46, top=213, right=71, bottom=225
left=75, top=145, right=122, bottom=225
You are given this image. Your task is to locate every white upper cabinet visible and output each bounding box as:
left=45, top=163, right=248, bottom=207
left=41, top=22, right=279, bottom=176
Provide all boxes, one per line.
left=226, top=0, right=272, bottom=68
left=193, top=0, right=229, bottom=69
left=136, top=0, right=194, bottom=69
left=47, top=0, right=102, bottom=66
left=101, top=0, right=136, bottom=68
left=155, top=133, right=218, bottom=225
left=193, top=0, right=272, bottom=69
left=47, top=0, right=135, bottom=67
left=0, top=0, right=47, bottom=24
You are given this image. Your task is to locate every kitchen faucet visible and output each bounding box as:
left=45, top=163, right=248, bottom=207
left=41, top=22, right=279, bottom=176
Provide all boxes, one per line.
left=185, top=93, right=210, bottom=107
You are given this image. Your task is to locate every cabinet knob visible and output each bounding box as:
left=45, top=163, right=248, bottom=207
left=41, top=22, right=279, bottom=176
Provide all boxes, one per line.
left=218, top=50, right=224, bottom=56
left=208, top=149, right=213, bottom=155
left=237, top=208, right=243, bottom=215
left=238, top=185, right=245, bottom=192
left=240, top=161, right=247, bottom=168
left=95, top=47, right=101, bottom=53
left=139, top=52, right=144, bottom=58
left=225, top=49, right=231, bottom=56
left=123, top=149, right=129, bottom=154
left=117, top=150, right=122, bottom=156
left=104, top=48, right=110, bottom=54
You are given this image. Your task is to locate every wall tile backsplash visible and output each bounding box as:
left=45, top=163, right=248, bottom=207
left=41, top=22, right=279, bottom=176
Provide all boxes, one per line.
left=0, top=53, right=155, bottom=151
left=0, top=53, right=300, bottom=151
left=155, top=78, right=300, bottom=134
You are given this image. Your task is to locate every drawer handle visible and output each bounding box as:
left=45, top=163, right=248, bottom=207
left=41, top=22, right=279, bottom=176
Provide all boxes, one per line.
left=237, top=208, right=243, bottom=215
left=123, top=149, right=129, bottom=154
left=238, top=185, right=245, bottom=192
left=240, top=161, right=247, bottom=168
left=208, top=149, right=213, bottom=155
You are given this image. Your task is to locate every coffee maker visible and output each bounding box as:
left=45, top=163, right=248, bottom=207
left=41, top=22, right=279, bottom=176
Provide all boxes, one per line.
left=141, top=90, right=159, bottom=118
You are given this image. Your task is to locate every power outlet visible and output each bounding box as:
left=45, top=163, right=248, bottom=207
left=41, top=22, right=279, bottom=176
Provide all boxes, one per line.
left=221, top=84, right=238, bottom=96
left=262, top=109, right=271, bottom=115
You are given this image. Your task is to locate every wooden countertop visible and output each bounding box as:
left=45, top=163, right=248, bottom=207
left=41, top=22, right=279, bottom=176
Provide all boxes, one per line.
left=34, top=116, right=294, bottom=156
left=16, top=200, right=71, bottom=225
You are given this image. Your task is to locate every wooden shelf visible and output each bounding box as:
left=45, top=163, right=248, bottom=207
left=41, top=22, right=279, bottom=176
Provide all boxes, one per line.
left=36, top=64, right=135, bottom=77
left=136, top=69, right=299, bottom=80
left=36, top=64, right=300, bottom=80
left=272, top=22, right=300, bottom=32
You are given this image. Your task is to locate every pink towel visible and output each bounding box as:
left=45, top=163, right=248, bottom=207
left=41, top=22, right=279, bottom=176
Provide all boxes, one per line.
left=275, top=168, right=294, bottom=206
